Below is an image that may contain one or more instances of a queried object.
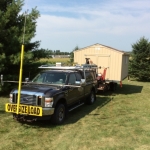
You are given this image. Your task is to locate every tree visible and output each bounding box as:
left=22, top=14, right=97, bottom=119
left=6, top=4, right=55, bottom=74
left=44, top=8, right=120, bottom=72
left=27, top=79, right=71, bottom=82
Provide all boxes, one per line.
left=0, top=0, right=40, bottom=71
left=70, top=46, right=79, bottom=63
left=32, top=48, right=52, bottom=60
left=0, top=0, right=40, bottom=93
left=129, top=37, right=150, bottom=81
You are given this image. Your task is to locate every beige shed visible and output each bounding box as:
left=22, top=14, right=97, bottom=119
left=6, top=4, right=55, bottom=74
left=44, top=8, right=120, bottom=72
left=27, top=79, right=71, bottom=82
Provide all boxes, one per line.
left=74, top=43, right=129, bottom=82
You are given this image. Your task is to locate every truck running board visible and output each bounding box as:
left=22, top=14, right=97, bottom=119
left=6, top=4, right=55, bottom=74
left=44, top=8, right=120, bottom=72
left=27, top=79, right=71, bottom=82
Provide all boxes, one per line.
left=69, top=103, right=84, bottom=112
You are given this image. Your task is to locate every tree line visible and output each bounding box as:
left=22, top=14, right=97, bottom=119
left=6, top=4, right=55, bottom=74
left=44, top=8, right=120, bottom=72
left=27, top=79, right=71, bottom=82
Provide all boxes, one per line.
left=32, top=49, right=71, bottom=60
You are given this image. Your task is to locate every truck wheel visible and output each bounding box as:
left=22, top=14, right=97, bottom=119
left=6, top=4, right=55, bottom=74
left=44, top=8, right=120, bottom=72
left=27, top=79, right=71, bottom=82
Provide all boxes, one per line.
left=87, top=90, right=96, bottom=105
left=51, top=103, right=66, bottom=125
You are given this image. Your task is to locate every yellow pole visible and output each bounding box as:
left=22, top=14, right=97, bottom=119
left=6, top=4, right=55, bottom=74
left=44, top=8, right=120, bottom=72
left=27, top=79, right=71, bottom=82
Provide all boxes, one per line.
left=16, top=44, right=24, bottom=114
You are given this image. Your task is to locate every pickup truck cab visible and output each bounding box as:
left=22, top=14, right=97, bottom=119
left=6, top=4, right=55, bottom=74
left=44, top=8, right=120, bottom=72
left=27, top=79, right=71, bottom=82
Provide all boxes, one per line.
left=5, top=64, right=98, bottom=124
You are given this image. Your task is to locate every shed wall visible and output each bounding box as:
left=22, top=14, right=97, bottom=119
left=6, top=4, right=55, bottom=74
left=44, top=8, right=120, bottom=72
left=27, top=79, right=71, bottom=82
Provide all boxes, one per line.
left=121, top=55, right=129, bottom=80
left=74, top=44, right=129, bottom=81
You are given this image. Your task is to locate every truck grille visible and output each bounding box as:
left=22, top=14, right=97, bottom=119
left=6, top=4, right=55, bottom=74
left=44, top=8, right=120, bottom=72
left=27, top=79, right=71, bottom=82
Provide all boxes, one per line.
left=20, top=94, right=36, bottom=105
left=13, top=94, right=41, bottom=106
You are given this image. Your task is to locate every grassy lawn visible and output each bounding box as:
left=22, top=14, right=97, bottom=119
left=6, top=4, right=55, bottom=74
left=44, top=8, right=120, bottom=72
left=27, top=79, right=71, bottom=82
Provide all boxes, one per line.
left=0, top=78, right=150, bottom=150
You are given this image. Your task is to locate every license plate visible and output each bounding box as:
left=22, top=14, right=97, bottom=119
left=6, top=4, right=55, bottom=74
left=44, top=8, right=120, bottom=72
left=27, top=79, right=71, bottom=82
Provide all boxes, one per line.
left=5, top=103, right=42, bottom=116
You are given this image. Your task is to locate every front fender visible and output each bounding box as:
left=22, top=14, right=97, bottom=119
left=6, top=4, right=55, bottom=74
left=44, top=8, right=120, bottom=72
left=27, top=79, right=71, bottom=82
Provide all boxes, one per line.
left=53, top=93, right=67, bottom=107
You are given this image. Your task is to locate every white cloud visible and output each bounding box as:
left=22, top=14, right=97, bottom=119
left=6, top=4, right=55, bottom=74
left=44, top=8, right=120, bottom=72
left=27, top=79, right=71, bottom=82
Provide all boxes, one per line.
left=24, top=0, right=150, bottom=51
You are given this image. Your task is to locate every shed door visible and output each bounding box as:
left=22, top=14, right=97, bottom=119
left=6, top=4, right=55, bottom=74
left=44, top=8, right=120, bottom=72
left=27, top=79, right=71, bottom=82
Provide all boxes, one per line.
left=84, top=54, right=110, bottom=80
left=97, top=55, right=110, bottom=80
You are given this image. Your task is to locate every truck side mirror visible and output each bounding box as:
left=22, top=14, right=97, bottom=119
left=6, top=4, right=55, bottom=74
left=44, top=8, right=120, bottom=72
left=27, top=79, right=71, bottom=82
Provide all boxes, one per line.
left=1, top=75, right=3, bottom=86
left=75, top=81, right=81, bottom=85
left=81, top=79, right=86, bottom=85
left=25, top=78, right=29, bottom=82
left=81, top=79, right=85, bottom=84
left=75, top=79, right=85, bottom=86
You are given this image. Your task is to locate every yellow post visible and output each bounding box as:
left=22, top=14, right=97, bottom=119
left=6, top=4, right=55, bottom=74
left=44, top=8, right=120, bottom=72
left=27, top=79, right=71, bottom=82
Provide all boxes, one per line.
left=16, top=44, right=24, bottom=114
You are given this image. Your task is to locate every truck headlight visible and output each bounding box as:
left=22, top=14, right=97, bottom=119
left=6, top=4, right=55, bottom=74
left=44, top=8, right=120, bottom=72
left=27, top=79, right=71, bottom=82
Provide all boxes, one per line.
left=9, top=94, right=13, bottom=103
left=45, top=97, right=53, bottom=107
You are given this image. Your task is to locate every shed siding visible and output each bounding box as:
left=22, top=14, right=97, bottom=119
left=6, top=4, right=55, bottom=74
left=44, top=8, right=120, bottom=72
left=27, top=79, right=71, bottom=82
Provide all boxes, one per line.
left=74, top=44, right=129, bottom=81
left=121, top=55, right=129, bottom=80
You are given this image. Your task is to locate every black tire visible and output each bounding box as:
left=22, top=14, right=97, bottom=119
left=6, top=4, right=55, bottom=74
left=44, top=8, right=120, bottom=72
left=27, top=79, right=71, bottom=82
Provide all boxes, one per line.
left=86, top=90, right=96, bottom=105
left=51, top=103, right=66, bottom=125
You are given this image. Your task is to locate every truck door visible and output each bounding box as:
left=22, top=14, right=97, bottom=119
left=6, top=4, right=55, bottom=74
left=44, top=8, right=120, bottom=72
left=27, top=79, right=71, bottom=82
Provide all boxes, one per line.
left=66, top=73, right=84, bottom=105
left=84, top=71, right=95, bottom=96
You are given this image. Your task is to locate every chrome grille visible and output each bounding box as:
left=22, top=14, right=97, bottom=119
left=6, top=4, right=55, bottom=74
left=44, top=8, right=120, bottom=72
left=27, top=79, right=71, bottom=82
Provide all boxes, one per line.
left=16, top=94, right=37, bottom=105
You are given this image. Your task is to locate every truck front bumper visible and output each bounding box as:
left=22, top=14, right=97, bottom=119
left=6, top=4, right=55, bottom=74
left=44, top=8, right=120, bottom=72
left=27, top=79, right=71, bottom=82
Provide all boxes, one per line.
left=13, top=107, right=55, bottom=122
left=42, top=107, right=55, bottom=115
left=5, top=103, right=54, bottom=116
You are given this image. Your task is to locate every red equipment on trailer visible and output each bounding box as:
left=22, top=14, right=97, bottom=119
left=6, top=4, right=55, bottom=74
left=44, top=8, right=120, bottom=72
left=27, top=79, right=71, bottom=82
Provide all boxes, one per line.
left=96, top=67, right=118, bottom=92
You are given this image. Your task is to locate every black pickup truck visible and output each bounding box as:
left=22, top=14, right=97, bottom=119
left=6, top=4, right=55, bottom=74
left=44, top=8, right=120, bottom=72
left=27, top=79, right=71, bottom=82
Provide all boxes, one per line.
left=4, top=64, right=98, bottom=124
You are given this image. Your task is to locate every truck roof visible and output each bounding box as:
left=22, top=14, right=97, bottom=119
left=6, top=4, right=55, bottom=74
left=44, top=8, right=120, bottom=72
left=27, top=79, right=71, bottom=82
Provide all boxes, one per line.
left=38, top=64, right=98, bottom=72
left=41, top=70, right=76, bottom=73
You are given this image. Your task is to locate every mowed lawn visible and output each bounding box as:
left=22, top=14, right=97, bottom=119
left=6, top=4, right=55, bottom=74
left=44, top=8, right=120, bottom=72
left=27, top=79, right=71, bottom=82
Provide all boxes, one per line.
left=0, top=78, right=150, bottom=150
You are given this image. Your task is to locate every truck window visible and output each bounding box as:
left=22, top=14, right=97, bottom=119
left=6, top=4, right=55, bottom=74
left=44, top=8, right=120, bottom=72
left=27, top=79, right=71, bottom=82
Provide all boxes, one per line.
left=75, top=72, right=82, bottom=81
left=32, top=72, right=67, bottom=84
left=91, top=71, right=96, bottom=80
left=68, top=73, right=76, bottom=85
left=85, top=71, right=93, bottom=82
left=32, top=72, right=47, bottom=83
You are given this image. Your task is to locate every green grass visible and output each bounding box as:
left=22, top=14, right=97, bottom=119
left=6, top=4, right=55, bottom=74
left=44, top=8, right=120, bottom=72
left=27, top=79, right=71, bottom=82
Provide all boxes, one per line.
left=0, top=79, right=150, bottom=150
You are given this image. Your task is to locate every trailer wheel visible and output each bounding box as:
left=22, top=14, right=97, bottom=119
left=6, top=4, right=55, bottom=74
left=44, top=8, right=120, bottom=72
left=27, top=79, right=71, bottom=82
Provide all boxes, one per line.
left=51, top=103, right=66, bottom=125
left=86, top=90, right=96, bottom=105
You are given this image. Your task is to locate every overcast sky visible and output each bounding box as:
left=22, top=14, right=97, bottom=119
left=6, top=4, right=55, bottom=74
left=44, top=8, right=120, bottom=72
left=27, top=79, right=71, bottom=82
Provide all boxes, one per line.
left=23, top=0, right=150, bottom=52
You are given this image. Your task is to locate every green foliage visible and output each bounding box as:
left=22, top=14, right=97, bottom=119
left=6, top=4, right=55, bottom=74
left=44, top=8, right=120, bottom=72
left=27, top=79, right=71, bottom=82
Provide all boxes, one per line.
left=0, top=53, right=6, bottom=72
left=129, top=37, right=150, bottom=81
left=70, top=46, right=79, bottom=63
left=31, top=49, right=71, bottom=60
left=0, top=0, right=40, bottom=67
left=32, top=49, right=53, bottom=60
left=0, top=0, right=40, bottom=94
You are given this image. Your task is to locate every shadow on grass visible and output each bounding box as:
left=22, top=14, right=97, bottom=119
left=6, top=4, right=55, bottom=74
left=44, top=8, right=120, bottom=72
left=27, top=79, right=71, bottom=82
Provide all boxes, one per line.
left=97, top=83, right=143, bottom=96
left=0, top=110, right=6, bottom=114
left=116, top=84, right=143, bottom=94
left=64, top=96, right=111, bottom=125
left=17, top=96, right=112, bottom=128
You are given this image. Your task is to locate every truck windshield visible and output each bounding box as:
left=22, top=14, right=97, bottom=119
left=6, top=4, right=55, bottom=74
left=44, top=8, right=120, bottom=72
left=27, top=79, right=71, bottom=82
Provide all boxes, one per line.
left=32, top=72, right=67, bottom=85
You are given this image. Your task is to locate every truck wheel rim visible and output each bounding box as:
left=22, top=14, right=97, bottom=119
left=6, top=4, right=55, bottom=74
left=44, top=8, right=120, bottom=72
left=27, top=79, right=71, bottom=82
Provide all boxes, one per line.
left=91, top=93, right=94, bottom=102
left=58, top=108, right=64, bottom=121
